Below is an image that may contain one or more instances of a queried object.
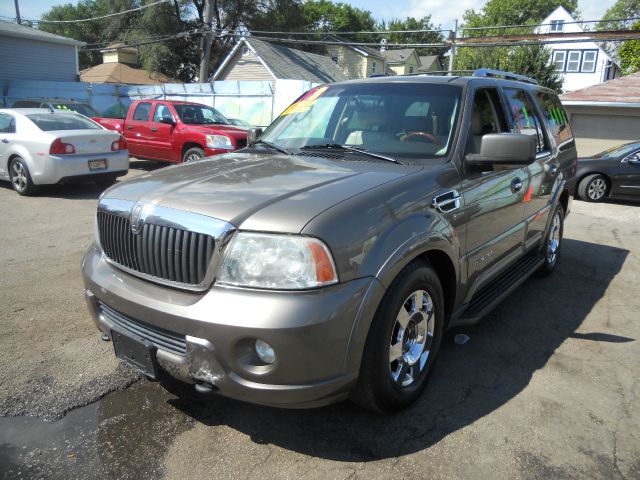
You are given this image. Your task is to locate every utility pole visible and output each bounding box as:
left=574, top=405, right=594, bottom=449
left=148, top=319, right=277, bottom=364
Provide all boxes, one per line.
left=448, top=19, right=458, bottom=75
left=14, top=0, right=22, bottom=24
left=199, top=0, right=215, bottom=83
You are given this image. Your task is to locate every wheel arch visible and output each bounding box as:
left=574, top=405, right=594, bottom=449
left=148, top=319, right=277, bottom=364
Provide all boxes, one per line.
left=181, top=142, right=204, bottom=159
left=576, top=171, right=611, bottom=196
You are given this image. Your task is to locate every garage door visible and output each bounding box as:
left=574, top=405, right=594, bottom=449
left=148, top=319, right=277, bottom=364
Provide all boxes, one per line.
left=571, top=113, right=640, bottom=156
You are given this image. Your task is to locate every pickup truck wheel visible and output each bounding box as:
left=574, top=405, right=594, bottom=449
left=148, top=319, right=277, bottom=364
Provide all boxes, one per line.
left=183, top=147, right=205, bottom=163
left=578, top=174, right=608, bottom=202
left=351, top=260, right=444, bottom=413
left=10, top=158, right=38, bottom=196
left=535, top=204, right=564, bottom=277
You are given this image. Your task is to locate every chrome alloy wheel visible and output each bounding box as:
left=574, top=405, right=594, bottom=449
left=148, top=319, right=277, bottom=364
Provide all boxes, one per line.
left=11, top=161, right=27, bottom=193
left=587, top=178, right=607, bottom=200
left=185, top=152, right=203, bottom=162
left=546, top=210, right=561, bottom=264
left=389, top=290, right=435, bottom=388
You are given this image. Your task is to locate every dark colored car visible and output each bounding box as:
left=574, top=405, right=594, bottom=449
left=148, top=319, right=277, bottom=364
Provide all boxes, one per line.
left=82, top=70, right=577, bottom=413
left=575, top=141, right=640, bottom=202
left=11, top=98, right=100, bottom=118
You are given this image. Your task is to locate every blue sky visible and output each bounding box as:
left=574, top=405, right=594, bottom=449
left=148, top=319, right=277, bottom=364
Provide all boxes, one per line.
left=1, top=0, right=616, bottom=32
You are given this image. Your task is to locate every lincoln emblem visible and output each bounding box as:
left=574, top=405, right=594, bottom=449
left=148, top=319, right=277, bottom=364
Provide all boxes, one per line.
left=130, top=203, right=144, bottom=234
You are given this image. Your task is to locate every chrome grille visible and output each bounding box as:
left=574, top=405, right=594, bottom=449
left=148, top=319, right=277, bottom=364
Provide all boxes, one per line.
left=98, top=301, right=186, bottom=356
left=98, top=211, right=215, bottom=286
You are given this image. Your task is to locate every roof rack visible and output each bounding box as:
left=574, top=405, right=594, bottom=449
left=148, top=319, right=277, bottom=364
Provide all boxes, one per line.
left=473, top=69, right=538, bottom=85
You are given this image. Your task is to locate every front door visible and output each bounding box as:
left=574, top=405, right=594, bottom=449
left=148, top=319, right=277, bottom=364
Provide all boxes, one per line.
left=461, top=88, right=528, bottom=299
left=614, top=151, right=640, bottom=198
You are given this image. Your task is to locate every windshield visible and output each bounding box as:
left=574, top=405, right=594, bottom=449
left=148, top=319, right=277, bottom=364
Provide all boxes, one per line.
left=27, top=113, right=101, bottom=131
left=51, top=102, right=99, bottom=117
left=260, top=82, right=462, bottom=160
left=173, top=104, right=230, bottom=125
left=592, top=142, right=640, bottom=159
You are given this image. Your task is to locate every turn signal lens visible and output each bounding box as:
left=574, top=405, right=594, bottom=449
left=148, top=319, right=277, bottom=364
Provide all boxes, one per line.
left=111, top=136, right=127, bottom=151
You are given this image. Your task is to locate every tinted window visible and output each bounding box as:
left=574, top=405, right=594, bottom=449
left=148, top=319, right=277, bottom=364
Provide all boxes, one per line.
left=101, top=103, right=129, bottom=119
left=536, top=92, right=573, bottom=147
left=503, top=88, right=547, bottom=154
left=0, top=114, right=15, bottom=133
left=592, top=142, right=640, bottom=159
left=27, top=113, right=101, bottom=131
left=132, top=103, right=152, bottom=121
left=50, top=102, right=99, bottom=117
left=153, top=104, right=174, bottom=123
left=12, top=100, right=40, bottom=108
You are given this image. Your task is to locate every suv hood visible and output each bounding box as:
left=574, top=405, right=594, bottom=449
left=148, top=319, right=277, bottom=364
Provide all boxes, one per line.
left=103, top=152, right=421, bottom=232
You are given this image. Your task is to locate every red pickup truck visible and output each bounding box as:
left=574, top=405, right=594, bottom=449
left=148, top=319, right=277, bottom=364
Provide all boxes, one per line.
left=94, top=100, right=249, bottom=163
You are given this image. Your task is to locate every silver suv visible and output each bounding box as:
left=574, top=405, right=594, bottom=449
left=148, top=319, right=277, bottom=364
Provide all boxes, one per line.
left=82, top=70, right=577, bottom=413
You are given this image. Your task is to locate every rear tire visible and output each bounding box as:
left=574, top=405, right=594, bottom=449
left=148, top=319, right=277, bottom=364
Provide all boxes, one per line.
left=182, top=147, right=205, bottom=163
left=351, top=260, right=444, bottom=413
left=535, top=203, right=564, bottom=277
left=9, top=158, right=38, bottom=196
left=578, top=174, right=608, bottom=202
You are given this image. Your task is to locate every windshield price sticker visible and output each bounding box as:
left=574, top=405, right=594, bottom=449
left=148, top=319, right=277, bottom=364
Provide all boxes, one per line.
left=282, top=86, right=328, bottom=116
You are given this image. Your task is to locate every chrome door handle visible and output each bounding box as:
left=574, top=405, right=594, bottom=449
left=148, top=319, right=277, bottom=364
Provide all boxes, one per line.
left=127, top=126, right=134, bottom=130
left=150, top=127, right=158, bottom=132
left=511, top=178, right=523, bottom=193
left=548, top=163, right=558, bottom=175
left=432, top=190, right=461, bottom=213
left=1, top=138, right=9, bottom=144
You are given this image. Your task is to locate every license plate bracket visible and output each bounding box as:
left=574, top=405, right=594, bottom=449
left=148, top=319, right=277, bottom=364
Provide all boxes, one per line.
left=88, top=159, right=107, bottom=171
left=111, top=327, right=158, bottom=380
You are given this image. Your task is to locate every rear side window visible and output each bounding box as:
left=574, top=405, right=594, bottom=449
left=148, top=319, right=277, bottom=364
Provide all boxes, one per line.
left=536, top=92, right=574, bottom=147
left=132, top=102, right=152, bottom=121
left=50, top=103, right=99, bottom=117
left=503, top=88, right=547, bottom=154
left=27, top=113, right=101, bottom=131
left=0, top=113, right=15, bottom=133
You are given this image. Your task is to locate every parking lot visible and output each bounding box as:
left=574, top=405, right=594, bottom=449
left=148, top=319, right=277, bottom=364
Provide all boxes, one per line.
left=1, top=160, right=639, bottom=480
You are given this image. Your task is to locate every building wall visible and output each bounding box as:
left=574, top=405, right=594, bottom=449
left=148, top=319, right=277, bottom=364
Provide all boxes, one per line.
left=0, top=36, right=78, bottom=82
left=325, top=45, right=367, bottom=79
left=216, top=49, right=274, bottom=83
left=387, top=54, right=420, bottom=76
left=538, top=7, right=618, bottom=92
left=564, top=105, right=640, bottom=156
left=103, top=50, right=137, bottom=65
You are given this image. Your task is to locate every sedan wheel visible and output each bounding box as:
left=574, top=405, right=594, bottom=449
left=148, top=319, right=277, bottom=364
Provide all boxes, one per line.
left=10, top=158, right=37, bottom=196
left=578, top=174, right=608, bottom=202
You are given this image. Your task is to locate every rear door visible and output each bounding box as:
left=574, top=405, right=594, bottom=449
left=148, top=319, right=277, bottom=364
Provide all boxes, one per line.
left=460, top=87, right=528, bottom=297
left=146, top=102, right=178, bottom=161
left=124, top=102, right=153, bottom=158
left=0, top=113, right=16, bottom=177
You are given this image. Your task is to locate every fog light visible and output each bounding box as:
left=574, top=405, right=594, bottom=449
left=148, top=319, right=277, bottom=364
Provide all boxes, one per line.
left=255, top=339, right=276, bottom=364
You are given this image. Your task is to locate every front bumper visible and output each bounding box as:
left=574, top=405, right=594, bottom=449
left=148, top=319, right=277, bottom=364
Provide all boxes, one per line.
left=82, top=244, right=383, bottom=408
left=30, top=151, right=130, bottom=185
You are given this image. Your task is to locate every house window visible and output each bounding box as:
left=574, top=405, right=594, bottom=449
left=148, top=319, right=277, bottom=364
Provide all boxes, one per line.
left=550, top=20, right=564, bottom=32
left=552, top=51, right=566, bottom=71
left=241, top=46, right=250, bottom=57
left=566, top=51, right=581, bottom=72
left=372, top=61, right=377, bottom=73
left=409, top=66, right=414, bottom=74
left=581, top=50, right=597, bottom=72
left=332, top=56, right=339, bottom=65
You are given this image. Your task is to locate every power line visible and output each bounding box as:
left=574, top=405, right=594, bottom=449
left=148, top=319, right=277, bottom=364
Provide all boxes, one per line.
left=79, top=28, right=204, bottom=51
left=23, top=0, right=170, bottom=24
left=461, top=16, right=640, bottom=33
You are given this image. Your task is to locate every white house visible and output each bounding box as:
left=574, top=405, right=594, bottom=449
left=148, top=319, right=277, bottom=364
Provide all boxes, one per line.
left=537, top=6, right=619, bottom=92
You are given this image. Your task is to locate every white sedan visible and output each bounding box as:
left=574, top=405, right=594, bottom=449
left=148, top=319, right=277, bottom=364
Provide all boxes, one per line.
left=0, top=108, right=129, bottom=196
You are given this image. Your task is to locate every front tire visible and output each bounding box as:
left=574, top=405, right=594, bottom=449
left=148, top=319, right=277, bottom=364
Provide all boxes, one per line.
left=578, top=174, right=608, bottom=202
left=182, top=147, right=205, bottom=163
left=351, top=260, right=444, bottom=413
left=535, top=203, right=564, bottom=277
left=10, top=158, right=37, bottom=196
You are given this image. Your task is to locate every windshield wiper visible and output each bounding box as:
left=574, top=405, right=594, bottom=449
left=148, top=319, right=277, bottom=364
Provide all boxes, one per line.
left=300, top=143, right=399, bottom=164
left=250, top=139, right=291, bottom=155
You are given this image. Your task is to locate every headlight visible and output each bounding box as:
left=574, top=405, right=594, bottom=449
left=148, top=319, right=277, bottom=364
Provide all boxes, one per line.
left=218, top=233, right=338, bottom=289
left=205, top=134, right=233, bottom=149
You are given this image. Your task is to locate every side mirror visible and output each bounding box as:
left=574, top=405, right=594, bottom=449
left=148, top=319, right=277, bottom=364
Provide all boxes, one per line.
left=160, top=117, right=176, bottom=126
left=624, top=153, right=640, bottom=164
left=248, top=127, right=263, bottom=144
left=465, top=133, right=536, bottom=166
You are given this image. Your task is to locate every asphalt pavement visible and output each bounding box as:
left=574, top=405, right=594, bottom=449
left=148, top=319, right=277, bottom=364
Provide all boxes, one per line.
left=0, top=161, right=638, bottom=479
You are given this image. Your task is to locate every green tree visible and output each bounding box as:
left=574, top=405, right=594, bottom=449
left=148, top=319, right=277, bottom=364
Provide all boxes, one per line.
left=382, top=16, right=446, bottom=57
left=455, top=0, right=568, bottom=90
left=599, top=0, right=640, bottom=30
left=618, top=21, right=640, bottom=73
left=301, top=0, right=376, bottom=40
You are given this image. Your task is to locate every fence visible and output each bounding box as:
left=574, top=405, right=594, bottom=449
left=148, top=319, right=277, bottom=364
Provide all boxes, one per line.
left=1, top=79, right=318, bottom=127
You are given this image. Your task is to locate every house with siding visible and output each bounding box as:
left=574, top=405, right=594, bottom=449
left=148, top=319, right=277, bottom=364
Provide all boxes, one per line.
left=0, top=20, right=84, bottom=82
left=322, top=35, right=388, bottom=79
left=537, top=6, right=619, bottom=92
left=381, top=49, right=421, bottom=75
left=418, top=55, right=444, bottom=73
left=212, top=37, right=348, bottom=85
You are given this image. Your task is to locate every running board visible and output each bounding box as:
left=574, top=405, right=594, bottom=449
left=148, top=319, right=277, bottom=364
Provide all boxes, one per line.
left=455, top=253, right=545, bottom=325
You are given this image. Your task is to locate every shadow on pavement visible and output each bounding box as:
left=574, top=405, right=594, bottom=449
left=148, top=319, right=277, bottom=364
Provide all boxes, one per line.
left=164, top=238, right=630, bottom=461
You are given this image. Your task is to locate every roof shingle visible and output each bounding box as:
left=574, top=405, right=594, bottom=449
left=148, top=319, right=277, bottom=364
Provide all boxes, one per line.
left=0, top=19, right=84, bottom=46
left=560, top=73, right=640, bottom=104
